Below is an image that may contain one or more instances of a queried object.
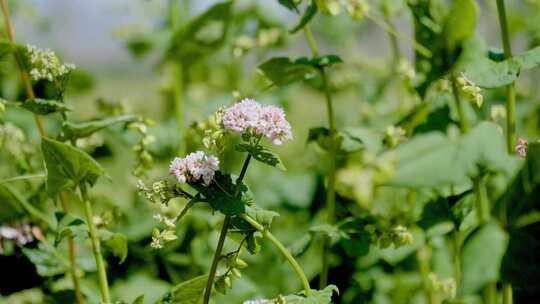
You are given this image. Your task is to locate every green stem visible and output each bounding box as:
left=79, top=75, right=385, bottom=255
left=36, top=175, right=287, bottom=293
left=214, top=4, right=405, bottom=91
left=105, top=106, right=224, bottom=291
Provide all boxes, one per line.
left=503, top=283, right=513, bottom=304
left=383, top=13, right=400, bottom=68
left=60, top=192, right=85, bottom=304
left=453, top=230, right=462, bottom=296
left=303, top=26, right=319, bottom=57
left=417, top=247, right=436, bottom=304
left=172, top=63, right=185, bottom=155
left=450, top=74, right=469, bottom=133
left=495, top=0, right=516, bottom=153
left=240, top=214, right=312, bottom=296
left=319, top=68, right=337, bottom=289
left=472, top=175, right=490, bottom=225
left=80, top=183, right=110, bottom=304
left=302, top=24, right=337, bottom=289
left=485, top=282, right=497, bottom=304
left=203, top=215, right=231, bottom=304
left=203, top=155, right=252, bottom=304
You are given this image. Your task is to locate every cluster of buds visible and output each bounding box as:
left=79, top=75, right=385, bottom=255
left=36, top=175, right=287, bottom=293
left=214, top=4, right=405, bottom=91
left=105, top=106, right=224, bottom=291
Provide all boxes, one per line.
left=222, top=98, right=292, bottom=145
left=26, top=44, right=75, bottom=82
left=377, top=225, right=414, bottom=249
left=384, top=125, right=406, bottom=148
left=150, top=225, right=177, bottom=250
left=0, top=223, right=42, bottom=254
left=397, top=59, right=416, bottom=82
left=129, top=120, right=155, bottom=177
left=169, top=151, right=220, bottom=185
left=515, top=138, right=528, bottom=158
left=215, top=252, right=248, bottom=294
left=336, top=152, right=397, bottom=208
left=315, top=0, right=370, bottom=20
left=137, top=180, right=177, bottom=205
left=194, top=109, right=226, bottom=153
left=457, top=74, right=483, bottom=108
left=150, top=213, right=178, bottom=249
left=233, top=28, right=282, bottom=58
left=490, top=105, right=506, bottom=122
left=428, top=273, right=457, bottom=300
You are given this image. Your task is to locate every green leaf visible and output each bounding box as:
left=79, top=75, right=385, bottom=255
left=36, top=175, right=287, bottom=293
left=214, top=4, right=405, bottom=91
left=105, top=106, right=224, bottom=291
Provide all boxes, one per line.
left=126, top=35, right=154, bottom=58
left=443, top=0, right=478, bottom=51
left=461, top=222, right=508, bottom=294
left=464, top=46, right=540, bottom=88
left=41, top=137, right=104, bottom=196
left=277, top=0, right=298, bottom=11
left=245, top=205, right=279, bottom=227
left=258, top=55, right=341, bottom=87
left=258, top=57, right=317, bottom=87
left=309, top=224, right=344, bottom=243
left=236, top=143, right=286, bottom=171
left=281, top=285, right=339, bottom=303
left=166, top=2, right=232, bottom=67
left=290, top=3, right=317, bottom=34
left=59, top=115, right=138, bottom=141
left=157, top=275, right=208, bottom=304
left=0, top=184, right=53, bottom=226
left=0, top=184, right=26, bottom=222
left=132, top=295, right=145, bottom=304
left=22, top=243, right=67, bottom=277
left=307, top=127, right=363, bottom=154
left=189, top=172, right=246, bottom=216
left=54, top=212, right=87, bottom=246
left=1, top=98, right=72, bottom=115
left=387, top=122, right=516, bottom=188
left=100, top=230, right=128, bottom=264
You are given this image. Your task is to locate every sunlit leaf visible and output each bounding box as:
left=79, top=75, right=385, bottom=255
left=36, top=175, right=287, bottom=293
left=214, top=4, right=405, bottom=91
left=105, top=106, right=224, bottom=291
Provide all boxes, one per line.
left=41, top=137, right=104, bottom=196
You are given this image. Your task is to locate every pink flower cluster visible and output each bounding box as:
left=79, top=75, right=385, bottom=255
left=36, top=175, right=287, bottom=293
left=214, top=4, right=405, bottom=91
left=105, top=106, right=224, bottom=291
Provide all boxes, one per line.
left=515, top=138, right=528, bottom=158
left=222, top=98, right=292, bottom=145
left=169, top=151, right=219, bottom=185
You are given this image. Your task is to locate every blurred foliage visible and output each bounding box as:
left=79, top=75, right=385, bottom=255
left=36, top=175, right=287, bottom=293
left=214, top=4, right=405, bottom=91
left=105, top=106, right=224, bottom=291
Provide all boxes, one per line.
left=1, top=0, right=540, bottom=303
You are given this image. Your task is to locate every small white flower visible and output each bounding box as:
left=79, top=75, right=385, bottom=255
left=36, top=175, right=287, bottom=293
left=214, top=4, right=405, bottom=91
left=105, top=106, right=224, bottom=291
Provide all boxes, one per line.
left=25, top=44, right=75, bottom=82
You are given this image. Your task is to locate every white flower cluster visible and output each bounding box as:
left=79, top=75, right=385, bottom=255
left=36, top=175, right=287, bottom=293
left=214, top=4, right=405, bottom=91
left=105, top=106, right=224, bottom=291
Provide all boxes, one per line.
left=26, top=44, right=75, bottom=82
left=222, top=98, right=293, bottom=145
left=169, top=151, right=219, bottom=185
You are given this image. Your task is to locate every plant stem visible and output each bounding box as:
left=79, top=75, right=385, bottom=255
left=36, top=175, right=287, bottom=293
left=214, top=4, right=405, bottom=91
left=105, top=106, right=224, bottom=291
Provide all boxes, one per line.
left=240, top=214, right=312, bottom=296
left=503, top=283, right=513, bottom=304
left=495, top=0, right=516, bottom=153
left=485, top=282, right=497, bottom=304
left=0, top=0, right=45, bottom=136
left=453, top=230, right=462, bottom=296
left=60, top=192, right=84, bottom=304
left=203, top=155, right=252, bottom=304
left=319, top=68, right=337, bottom=289
left=450, top=74, right=469, bottom=133
left=303, top=24, right=338, bottom=289
left=203, top=215, right=231, bottom=304
left=1, top=2, right=84, bottom=302
left=80, top=183, right=110, bottom=304
left=383, top=12, right=400, bottom=68
left=417, top=247, right=436, bottom=304
left=472, top=175, right=490, bottom=225
left=303, top=26, right=318, bottom=57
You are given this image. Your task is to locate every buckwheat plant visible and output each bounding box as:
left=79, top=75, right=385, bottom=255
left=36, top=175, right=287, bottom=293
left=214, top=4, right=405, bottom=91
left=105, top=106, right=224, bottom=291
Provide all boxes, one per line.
left=139, top=99, right=335, bottom=303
